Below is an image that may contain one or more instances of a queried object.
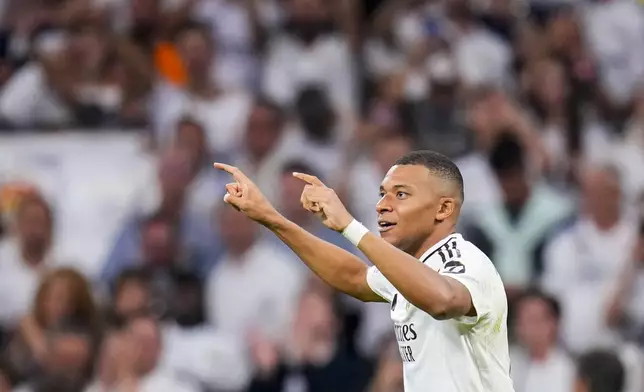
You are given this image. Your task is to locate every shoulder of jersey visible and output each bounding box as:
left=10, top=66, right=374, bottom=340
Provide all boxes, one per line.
left=424, top=235, right=492, bottom=275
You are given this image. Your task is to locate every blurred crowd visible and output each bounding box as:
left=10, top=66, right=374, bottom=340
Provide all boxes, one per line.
left=0, top=0, right=644, bottom=391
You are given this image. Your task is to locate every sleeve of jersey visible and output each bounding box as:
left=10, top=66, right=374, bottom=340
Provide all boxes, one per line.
left=438, top=257, right=492, bottom=326
left=366, top=266, right=396, bottom=303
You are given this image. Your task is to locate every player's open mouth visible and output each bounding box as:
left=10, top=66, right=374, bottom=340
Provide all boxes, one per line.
left=378, top=221, right=396, bottom=232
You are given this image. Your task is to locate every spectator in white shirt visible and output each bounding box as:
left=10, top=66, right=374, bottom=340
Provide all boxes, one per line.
left=152, top=21, right=252, bottom=153
left=446, top=0, right=512, bottom=89
left=510, top=289, right=576, bottom=392
left=86, top=315, right=197, bottom=392
left=0, top=194, right=61, bottom=329
left=542, top=165, right=640, bottom=353
left=262, top=0, right=357, bottom=113
left=206, top=204, right=305, bottom=345
left=0, top=31, right=72, bottom=127
left=171, top=117, right=229, bottom=216
left=583, top=0, right=644, bottom=107
left=234, top=97, right=289, bottom=206
left=162, top=271, right=252, bottom=391
left=278, top=86, right=348, bottom=183
left=190, top=0, right=282, bottom=89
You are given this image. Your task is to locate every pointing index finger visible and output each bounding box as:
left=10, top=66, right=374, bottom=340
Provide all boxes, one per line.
left=214, top=162, right=249, bottom=183
left=293, top=172, right=326, bottom=187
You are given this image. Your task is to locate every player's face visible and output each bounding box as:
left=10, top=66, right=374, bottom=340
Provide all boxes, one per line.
left=376, top=165, right=442, bottom=253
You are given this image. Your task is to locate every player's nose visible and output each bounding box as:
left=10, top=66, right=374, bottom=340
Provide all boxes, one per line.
left=376, top=198, right=393, bottom=214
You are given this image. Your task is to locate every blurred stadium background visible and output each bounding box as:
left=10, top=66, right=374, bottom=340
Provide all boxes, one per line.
left=0, top=0, right=642, bottom=391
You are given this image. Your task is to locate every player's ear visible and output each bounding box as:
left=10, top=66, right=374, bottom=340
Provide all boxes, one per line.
left=435, top=197, right=455, bottom=222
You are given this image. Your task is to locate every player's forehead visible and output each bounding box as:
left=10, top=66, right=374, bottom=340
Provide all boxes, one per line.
left=380, top=165, right=434, bottom=189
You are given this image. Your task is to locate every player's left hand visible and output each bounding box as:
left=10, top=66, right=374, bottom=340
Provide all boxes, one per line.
left=293, top=172, right=354, bottom=232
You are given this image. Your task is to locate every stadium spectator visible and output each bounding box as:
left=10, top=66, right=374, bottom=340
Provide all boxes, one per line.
left=0, top=30, right=74, bottom=127
left=102, top=147, right=220, bottom=286
left=206, top=204, right=305, bottom=344
left=283, top=86, right=349, bottom=183
left=583, top=0, right=644, bottom=109
left=262, top=0, right=356, bottom=113
left=188, top=0, right=281, bottom=90
left=152, top=21, right=252, bottom=154
left=1, top=268, right=97, bottom=388
left=574, top=350, right=625, bottom=392
left=399, top=51, right=468, bottom=157
left=247, top=288, right=371, bottom=392
left=92, top=315, right=197, bottom=392
left=172, top=117, right=229, bottom=216
left=446, top=0, right=512, bottom=89
left=0, top=195, right=67, bottom=330
left=161, top=271, right=252, bottom=391
left=233, top=97, right=288, bottom=206
left=542, top=165, right=640, bottom=353
left=457, top=87, right=547, bottom=217
left=13, top=326, right=94, bottom=392
left=106, top=268, right=152, bottom=328
left=464, top=133, right=573, bottom=294
left=510, top=289, right=575, bottom=392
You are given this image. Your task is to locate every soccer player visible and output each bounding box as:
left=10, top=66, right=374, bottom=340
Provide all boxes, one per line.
left=214, top=151, right=514, bottom=392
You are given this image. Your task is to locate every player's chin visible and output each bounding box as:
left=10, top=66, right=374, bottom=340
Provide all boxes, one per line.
left=378, top=229, right=399, bottom=245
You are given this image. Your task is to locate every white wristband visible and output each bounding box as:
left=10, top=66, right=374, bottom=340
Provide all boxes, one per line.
left=342, top=219, right=370, bottom=246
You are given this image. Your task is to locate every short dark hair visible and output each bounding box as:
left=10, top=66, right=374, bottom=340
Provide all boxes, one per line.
left=113, top=268, right=152, bottom=297
left=254, top=95, right=285, bottom=124
left=173, top=20, right=213, bottom=46
left=16, top=194, right=53, bottom=228
left=577, top=350, right=625, bottom=392
left=489, top=133, right=525, bottom=174
left=175, top=116, right=205, bottom=134
left=394, top=150, right=464, bottom=202
left=515, top=288, right=561, bottom=321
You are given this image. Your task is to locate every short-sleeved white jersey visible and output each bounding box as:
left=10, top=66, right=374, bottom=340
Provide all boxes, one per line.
left=366, top=233, right=515, bottom=392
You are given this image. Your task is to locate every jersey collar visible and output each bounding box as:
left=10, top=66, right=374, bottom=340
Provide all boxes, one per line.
left=418, top=233, right=462, bottom=263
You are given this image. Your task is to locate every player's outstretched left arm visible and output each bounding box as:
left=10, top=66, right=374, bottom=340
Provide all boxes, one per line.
left=293, top=173, right=474, bottom=320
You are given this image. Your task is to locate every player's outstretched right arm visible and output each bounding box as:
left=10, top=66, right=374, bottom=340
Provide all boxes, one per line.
left=213, top=162, right=384, bottom=303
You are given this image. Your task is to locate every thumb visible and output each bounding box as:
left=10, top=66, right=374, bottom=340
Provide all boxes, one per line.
left=225, top=182, right=242, bottom=197
left=223, top=192, right=243, bottom=211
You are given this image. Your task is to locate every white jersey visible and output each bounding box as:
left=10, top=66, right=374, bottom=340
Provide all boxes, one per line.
left=366, top=233, right=515, bottom=392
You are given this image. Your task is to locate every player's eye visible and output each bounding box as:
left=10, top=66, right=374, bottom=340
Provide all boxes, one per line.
left=378, top=191, right=385, bottom=198
left=396, top=191, right=408, bottom=199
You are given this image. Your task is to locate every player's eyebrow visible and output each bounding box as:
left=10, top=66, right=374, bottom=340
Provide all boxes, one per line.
left=380, top=184, right=413, bottom=192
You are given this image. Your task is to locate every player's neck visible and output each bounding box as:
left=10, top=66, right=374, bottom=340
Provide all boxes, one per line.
left=410, top=224, right=457, bottom=260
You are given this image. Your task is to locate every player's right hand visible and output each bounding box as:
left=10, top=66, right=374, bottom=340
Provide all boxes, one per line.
left=214, top=162, right=281, bottom=226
